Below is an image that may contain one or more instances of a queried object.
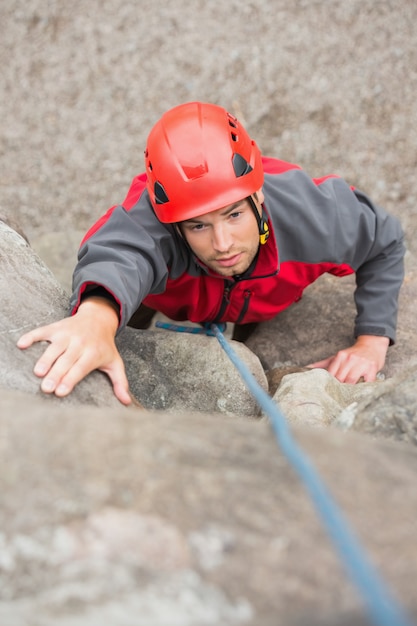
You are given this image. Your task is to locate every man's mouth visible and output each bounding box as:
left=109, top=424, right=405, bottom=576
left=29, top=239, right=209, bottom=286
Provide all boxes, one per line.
left=214, top=253, right=242, bottom=268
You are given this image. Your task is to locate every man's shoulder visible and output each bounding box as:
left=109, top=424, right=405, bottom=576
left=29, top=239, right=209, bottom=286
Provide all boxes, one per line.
left=261, top=156, right=302, bottom=175
left=121, top=172, right=148, bottom=210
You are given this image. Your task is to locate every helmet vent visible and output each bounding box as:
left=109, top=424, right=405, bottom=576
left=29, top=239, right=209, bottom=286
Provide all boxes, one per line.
left=232, top=153, right=253, bottom=178
left=144, top=149, right=152, bottom=171
left=154, top=181, right=169, bottom=205
left=228, top=116, right=238, bottom=142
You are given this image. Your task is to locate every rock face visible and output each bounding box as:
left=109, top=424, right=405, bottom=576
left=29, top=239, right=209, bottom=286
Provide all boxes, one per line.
left=2, top=1, right=417, bottom=624
left=270, top=362, right=417, bottom=446
left=349, top=364, right=417, bottom=444
left=2, top=220, right=417, bottom=624
left=117, top=327, right=267, bottom=416
left=1, top=389, right=417, bottom=626
left=0, top=221, right=267, bottom=415
left=273, top=368, right=380, bottom=428
left=0, top=221, right=121, bottom=408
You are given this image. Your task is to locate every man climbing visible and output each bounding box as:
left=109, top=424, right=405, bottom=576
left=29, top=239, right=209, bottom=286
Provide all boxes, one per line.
left=18, top=101, right=405, bottom=405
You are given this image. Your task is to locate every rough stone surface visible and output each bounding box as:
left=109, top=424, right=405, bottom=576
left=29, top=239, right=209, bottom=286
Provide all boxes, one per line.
left=2, top=0, right=417, bottom=267
left=271, top=364, right=417, bottom=446
left=0, top=221, right=266, bottom=415
left=348, top=364, right=417, bottom=444
left=117, top=327, right=267, bottom=416
left=273, top=368, right=380, bottom=428
left=1, top=390, right=417, bottom=626
left=2, top=2, right=417, bottom=624
left=30, top=229, right=85, bottom=294
left=2, top=0, right=416, bottom=390
left=0, top=222, right=120, bottom=408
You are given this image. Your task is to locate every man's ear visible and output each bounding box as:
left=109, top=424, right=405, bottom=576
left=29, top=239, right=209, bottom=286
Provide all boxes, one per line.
left=249, top=190, right=269, bottom=245
left=175, top=223, right=185, bottom=240
left=254, top=188, right=265, bottom=204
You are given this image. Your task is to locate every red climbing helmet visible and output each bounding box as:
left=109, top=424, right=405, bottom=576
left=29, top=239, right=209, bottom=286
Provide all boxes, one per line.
left=144, top=101, right=264, bottom=223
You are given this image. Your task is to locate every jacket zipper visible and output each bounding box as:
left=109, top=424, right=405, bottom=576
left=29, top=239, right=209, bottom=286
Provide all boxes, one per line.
left=214, top=281, right=252, bottom=324
left=236, top=289, right=252, bottom=323
left=214, top=279, right=234, bottom=322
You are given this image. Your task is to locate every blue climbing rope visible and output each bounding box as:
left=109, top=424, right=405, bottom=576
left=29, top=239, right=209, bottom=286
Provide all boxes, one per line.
left=155, top=321, right=226, bottom=336
left=156, top=320, right=414, bottom=626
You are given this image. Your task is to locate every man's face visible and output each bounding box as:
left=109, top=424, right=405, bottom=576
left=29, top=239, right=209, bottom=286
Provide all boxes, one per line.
left=180, top=191, right=264, bottom=277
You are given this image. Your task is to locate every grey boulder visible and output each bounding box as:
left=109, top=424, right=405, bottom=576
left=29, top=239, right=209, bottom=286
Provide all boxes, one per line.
left=1, top=390, right=417, bottom=626
left=0, top=220, right=267, bottom=416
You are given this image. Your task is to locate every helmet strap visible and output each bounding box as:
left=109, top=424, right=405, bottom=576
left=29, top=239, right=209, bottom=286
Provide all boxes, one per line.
left=248, top=194, right=269, bottom=245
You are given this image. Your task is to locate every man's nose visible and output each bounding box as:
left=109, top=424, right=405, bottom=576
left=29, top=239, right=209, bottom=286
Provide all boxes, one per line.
left=212, top=224, right=233, bottom=252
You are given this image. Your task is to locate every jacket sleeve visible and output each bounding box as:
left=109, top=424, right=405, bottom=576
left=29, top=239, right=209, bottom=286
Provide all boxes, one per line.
left=304, top=175, right=405, bottom=343
left=348, top=188, right=405, bottom=343
left=69, top=190, right=187, bottom=330
left=265, top=169, right=405, bottom=343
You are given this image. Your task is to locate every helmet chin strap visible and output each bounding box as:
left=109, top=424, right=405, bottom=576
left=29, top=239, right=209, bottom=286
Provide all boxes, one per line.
left=248, top=194, right=270, bottom=245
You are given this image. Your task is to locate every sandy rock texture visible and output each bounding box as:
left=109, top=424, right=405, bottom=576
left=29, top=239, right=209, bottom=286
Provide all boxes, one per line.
left=1, top=0, right=416, bottom=257
left=1, top=0, right=416, bottom=373
left=1, top=2, right=417, bottom=625
left=1, top=390, right=417, bottom=626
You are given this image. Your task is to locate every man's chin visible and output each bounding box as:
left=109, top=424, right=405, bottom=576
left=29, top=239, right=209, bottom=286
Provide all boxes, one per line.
left=211, top=261, right=251, bottom=277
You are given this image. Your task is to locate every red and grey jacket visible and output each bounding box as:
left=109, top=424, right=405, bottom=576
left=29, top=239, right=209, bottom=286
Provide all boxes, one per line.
left=71, top=157, right=405, bottom=342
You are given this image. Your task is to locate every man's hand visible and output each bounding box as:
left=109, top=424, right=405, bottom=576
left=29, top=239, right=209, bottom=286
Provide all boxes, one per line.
left=17, top=297, right=131, bottom=405
left=308, top=335, right=390, bottom=384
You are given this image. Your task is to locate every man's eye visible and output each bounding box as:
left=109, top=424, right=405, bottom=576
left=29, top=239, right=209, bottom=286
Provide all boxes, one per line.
left=192, top=223, right=205, bottom=231
left=230, top=211, right=241, bottom=219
